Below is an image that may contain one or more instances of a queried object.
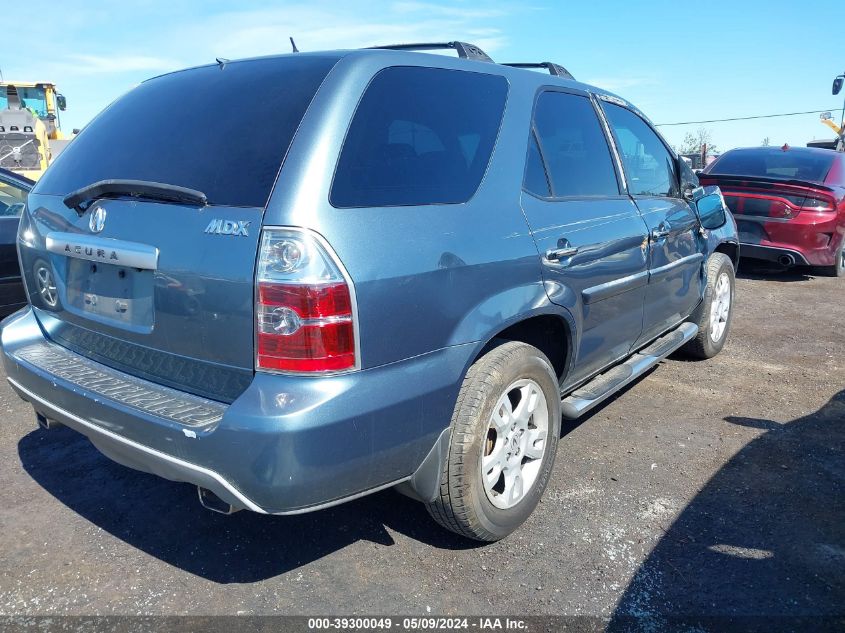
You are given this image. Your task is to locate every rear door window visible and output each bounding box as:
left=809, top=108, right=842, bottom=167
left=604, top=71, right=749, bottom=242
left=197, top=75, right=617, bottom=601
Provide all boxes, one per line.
left=528, top=91, right=620, bottom=197
left=603, top=103, right=678, bottom=197
left=523, top=134, right=551, bottom=197
left=331, top=67, right=508, bottom=208
left=34, top=55, right=340, bottom=208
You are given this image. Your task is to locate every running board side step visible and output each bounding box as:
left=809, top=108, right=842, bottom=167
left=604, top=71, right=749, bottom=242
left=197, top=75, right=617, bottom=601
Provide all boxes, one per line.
left=560, top=322, right=698, bottom=419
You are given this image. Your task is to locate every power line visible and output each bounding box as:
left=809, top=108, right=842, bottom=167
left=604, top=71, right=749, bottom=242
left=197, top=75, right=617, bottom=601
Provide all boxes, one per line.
left=655, top=109, right=839, bottom=126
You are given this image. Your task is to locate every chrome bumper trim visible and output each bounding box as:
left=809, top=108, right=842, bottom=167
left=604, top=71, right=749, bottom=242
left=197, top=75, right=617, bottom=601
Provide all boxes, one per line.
left=46, top=231, right=159, bottom=270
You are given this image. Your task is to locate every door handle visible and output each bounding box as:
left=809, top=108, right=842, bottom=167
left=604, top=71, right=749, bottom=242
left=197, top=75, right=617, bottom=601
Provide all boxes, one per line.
left=650, top=222, right=671, bottom=240
left=545, top=246, right=579, bottom=262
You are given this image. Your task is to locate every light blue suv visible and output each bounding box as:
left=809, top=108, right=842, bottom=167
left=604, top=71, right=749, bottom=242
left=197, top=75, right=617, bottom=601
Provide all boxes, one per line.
left=1, top=42, right=738, bottom=540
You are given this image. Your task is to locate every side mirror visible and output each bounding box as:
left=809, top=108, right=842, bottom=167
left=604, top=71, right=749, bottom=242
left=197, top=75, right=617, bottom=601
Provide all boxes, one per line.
left=696, top=186, right=728, bottom=230
left=834, top=77, right=844, bottom=96
left=56, top=94, right=67, bottom=111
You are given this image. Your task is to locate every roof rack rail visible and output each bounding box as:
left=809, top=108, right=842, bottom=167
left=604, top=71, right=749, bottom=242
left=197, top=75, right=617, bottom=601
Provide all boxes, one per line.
left=503, top=62, right=575, bottom=80
left=367, top=41, right=493, bottom=63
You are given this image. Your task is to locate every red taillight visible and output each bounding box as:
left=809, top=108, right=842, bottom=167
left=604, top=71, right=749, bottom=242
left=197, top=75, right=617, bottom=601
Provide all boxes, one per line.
left=719, top=186, right=837, bottom=218
left=800, top=195, right=836, bottom=213
left=255, top=229, right=357, bottom=373
left=258, top=282, right=352, bottom=317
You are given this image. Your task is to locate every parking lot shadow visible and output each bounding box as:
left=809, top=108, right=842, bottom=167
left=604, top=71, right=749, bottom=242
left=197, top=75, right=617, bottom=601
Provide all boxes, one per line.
left=17, top=429, right=480, bottom=584
left=609, top=391, right=845, bottom=629
left=736, top=260, right=814, bottom=282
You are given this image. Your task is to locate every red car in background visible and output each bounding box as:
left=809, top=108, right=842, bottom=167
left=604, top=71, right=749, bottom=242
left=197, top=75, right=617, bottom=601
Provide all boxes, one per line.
left=700, top=146, right=845, bottom=276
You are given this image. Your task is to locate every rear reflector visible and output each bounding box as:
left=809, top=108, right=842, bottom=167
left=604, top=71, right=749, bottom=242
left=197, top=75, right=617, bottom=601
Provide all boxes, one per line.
left=255, top=229, right=357, bottom=373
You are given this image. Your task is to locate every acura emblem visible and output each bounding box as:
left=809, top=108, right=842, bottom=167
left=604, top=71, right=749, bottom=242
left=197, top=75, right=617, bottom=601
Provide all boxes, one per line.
left=89, top=206, right=107, bottom=233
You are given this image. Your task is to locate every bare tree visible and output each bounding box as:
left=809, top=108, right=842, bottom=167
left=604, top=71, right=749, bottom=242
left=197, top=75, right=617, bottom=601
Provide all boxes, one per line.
left=761, top=137, right=771, bottom=146
left=679, top=128, right=719, bottom=155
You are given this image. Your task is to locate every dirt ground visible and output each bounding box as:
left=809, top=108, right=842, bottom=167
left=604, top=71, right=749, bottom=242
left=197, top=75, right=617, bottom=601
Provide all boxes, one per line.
left=0, top=261, right=842, bottom=625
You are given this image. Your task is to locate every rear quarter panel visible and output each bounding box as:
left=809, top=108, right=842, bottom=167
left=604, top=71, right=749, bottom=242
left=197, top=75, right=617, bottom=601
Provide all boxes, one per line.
left=263, top=54, right=558, bottom=370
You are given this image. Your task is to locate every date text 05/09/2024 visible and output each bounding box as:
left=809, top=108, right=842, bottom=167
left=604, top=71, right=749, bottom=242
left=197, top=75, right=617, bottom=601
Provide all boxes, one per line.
left=307, top=617, right=528, bottom=631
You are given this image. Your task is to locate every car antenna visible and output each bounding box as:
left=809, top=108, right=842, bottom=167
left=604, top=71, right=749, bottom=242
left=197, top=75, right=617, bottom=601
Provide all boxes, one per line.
left=215, top=57, right=230, bottom=68
left=290, top=37, right=299, bottom=53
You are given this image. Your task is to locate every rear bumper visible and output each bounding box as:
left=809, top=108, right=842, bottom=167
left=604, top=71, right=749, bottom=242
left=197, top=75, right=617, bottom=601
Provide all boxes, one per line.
left=735, top=213, right=843, bottom=266
left=1, top=307, right=468, bottom=514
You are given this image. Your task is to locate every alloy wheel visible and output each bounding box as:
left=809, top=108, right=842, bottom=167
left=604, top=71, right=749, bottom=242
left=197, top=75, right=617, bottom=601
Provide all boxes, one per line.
left=709, top=272, right=731, bottom=343
left=481, top=378, right=549, bottom=509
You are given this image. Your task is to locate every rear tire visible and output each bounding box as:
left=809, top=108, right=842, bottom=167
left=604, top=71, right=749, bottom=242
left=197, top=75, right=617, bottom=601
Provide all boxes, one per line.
left=683, top=252, right=735, bottom=359
left=427, top=341, right=561, bottom=542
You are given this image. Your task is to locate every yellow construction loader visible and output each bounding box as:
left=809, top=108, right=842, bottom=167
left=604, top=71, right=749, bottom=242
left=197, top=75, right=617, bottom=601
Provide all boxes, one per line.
left=0, top=82, right=72, bottom=181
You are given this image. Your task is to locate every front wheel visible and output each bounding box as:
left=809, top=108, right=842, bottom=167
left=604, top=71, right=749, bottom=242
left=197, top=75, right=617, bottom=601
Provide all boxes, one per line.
left=427, top=341, right=561, bottom=541
left=683, top=252, right=735, bottom=359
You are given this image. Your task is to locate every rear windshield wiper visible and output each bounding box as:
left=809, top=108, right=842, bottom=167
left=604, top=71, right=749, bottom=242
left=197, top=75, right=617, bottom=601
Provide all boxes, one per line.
left=63, top=179, right=208, bottom=215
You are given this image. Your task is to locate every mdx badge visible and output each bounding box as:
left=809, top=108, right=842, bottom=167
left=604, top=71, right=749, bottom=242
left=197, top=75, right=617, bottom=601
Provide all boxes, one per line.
left=89, top=206, right=107, bottom=233
left=205, top=219, right=250, bottom=236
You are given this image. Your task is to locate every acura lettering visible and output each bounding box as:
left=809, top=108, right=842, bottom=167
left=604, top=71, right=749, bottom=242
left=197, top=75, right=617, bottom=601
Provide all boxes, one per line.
left=65, top=244, right=118, bottom=261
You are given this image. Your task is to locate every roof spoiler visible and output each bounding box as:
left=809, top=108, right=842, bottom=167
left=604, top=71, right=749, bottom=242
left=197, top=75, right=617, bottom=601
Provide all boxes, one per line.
left=698, top=174, right=837, bottom=195
left=502, top=62, right=575, bottom=80
left=367, top=41, right=493, bottom=63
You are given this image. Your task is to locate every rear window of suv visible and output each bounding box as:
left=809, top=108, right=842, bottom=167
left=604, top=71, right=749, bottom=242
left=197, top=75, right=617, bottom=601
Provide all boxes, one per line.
left=331, top=67, right=508, bottom=208
left=34, top=55, right=340, bottom=208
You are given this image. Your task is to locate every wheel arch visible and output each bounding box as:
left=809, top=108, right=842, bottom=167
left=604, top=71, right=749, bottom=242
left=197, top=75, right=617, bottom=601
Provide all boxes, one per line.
left=399, top=308, right=576, bottom=506
left=470, top=308, right=576, bottom=384
left=713, top=240, right=739, bottom=269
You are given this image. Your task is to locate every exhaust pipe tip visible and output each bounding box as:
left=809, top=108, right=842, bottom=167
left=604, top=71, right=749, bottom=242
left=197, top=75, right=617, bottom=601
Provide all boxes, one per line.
left=778, top=254, right=796, bottom=267
left=36, top=412, right=62, bottom=430
left=197, top=486, right=240, bottom=515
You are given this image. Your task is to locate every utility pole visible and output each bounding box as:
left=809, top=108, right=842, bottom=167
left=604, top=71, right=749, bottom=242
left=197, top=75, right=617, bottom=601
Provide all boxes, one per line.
left=833, top=72, right=845, bottom=151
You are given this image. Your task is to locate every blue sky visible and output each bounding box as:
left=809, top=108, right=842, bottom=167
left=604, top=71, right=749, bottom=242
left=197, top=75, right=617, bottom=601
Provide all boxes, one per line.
left=3, top=0, right=843, bottom=152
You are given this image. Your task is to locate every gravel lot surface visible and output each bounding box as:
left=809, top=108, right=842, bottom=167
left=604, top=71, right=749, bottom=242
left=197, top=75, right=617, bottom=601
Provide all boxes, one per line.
left=0, top=262, right=842, bottom=623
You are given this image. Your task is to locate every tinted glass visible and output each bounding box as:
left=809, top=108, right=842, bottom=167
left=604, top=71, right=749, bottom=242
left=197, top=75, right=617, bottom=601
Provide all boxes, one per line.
left=679, top=157, right=699, bottom=189
left=531, top=92, right=619, bottom=197
left=709, top=149, right=835, bottom=183
left=524, top=134, right=551, bottom=196
left=331, top=67, right=508, bottom=207
left=0, top=177, right=27, bottom=216
left=604, top=102, right=678, bottom=197
left=35, top=55, right=340, bottom=207
left=0, top=86, right=48, bottom=118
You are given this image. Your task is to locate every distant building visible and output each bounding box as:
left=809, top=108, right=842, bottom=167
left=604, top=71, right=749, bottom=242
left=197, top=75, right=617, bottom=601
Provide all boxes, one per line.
left=680, top=152, right=720, bottom=170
